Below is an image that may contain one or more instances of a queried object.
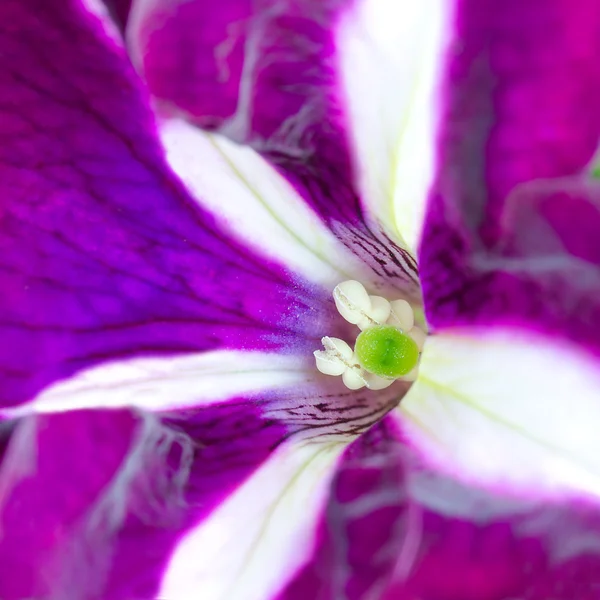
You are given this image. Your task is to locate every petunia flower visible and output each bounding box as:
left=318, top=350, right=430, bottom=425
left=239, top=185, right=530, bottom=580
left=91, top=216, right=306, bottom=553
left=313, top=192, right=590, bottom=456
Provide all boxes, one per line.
left=2, top=0, right=600, bottom=598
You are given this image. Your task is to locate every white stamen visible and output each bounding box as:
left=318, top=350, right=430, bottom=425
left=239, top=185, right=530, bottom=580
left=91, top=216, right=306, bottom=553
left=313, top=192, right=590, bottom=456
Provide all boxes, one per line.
left=322, top=336, right=354, bottom=361
left=408, top=326, right=426, bottom=351
left=342, top=368, right=368, bottom=390
left=314, top=336, right=367, bottom=389
left=316, top=281, right=426, bottom=391
left=387, top=299, right=415, bottom=331
left=314, top=351, right=347, bottom=377
left=333, top=280, right=372, bottom=325
left=357, top=295, right=391, bottom=330
left=314, top=336, right=355, bottom=376
left=333, top=281, right=394, bottom=330
left=365, top=374, right=395, bottom=390
left=401, top=365, right=419, bottom=382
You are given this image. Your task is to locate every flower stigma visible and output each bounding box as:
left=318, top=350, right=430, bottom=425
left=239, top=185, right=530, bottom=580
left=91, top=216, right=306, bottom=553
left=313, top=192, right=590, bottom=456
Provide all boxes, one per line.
left=355, top=325, right=419, bottom=378
left=314, top=280, right=425, bottom=390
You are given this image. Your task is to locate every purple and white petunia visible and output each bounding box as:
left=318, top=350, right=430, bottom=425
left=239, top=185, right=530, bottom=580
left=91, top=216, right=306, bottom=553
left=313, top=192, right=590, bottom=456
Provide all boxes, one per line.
left=1, top=0, right=600, bottom=599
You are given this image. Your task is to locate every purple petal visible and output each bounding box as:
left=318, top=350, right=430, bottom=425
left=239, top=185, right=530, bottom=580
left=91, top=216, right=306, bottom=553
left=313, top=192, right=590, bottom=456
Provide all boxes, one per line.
left=422, top=171, right=600, bottom=353
left=381, top=508, right=600, bottom=600
left=0, top=409, right=143, bottom=599
left=0, top=403, right=287, bottom=599
left=383, top=503, right=600, bottom=600
left=437, top=0, right=600, bottom=241
left=278, top=414, right=600, bottom=600
left=0, top=0, right=333, bottom=408
left=130, top=0, right=351, bottom=171
left=127, top=0, right=421, bottom=297
left=419, top=0, right=600, bottom=351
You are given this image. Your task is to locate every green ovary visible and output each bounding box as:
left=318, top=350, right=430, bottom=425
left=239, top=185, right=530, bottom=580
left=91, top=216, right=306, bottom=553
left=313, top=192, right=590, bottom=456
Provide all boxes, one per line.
left=355, top=325, right=419, bottom=378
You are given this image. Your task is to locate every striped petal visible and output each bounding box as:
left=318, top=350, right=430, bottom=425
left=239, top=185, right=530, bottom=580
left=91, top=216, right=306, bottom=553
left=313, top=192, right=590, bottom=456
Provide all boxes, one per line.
left=0, top=353, right=403, bottom=597
left=159, top=118, right=380, bottom=292
left=0, top=0, right=343, bottom=410
left=279, top=416, right=600, bottom=600
left=2, top=392, right=409, bottom=599
left=0, top=406, right=288, bottom=599
left=125, top=0, right=437, bottom=299
left=159, top=439, right=344, bottom=600
left=1, top=347, right=405, bottom=443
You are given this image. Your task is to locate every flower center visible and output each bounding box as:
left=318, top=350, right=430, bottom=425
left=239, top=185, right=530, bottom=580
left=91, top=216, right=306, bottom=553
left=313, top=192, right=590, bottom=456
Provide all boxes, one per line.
left=313, top=280, right=425, bottom=390
left=355, top=325, right=419, bottom=378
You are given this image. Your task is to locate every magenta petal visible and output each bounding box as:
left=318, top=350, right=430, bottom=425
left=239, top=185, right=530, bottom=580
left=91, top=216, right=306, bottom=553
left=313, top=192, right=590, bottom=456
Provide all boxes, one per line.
left=129, top=0, right=420, bottom=295
left=422, top=177, right=600, bottom=353
left=0, top=409, right=142, bottom=599
left=0, top=0, right=332, bottom=408
left=430, top=0, right=600, bottom=242
left=389, top=503, right=600, bottom=600
left=419, top=0, right=600, bottom=349
left=279, top=415, right=600, bottom=600
left=134, top=0, right=351, bottom=174
left=0, top=403, right=287, bottom=600
left=524, top=556, right=600, bottom=599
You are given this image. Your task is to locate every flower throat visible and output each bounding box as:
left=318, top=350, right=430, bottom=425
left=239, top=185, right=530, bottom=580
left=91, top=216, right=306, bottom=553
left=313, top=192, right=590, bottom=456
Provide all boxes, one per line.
left=314, top=280, right=425, bottom=390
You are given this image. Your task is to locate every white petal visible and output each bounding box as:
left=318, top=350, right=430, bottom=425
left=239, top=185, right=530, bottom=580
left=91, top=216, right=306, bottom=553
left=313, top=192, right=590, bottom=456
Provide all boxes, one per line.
left=160, top=119, right=374, bottom=288
left=0, top=351, right=314, bottom=417
left=399, top=330, right=600, bottom=500
left=159, top=441, right=345, bottom=600
left=337, top=0, right=451, bottom=251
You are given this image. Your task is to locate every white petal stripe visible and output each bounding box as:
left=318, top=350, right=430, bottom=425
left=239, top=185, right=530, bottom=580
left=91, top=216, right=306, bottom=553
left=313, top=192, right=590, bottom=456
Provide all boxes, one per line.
left=160, top=440, right=345, bottom=600
left=160, top=119, right=375, bottom=288
left=0, top=351, right=316, bottom=418
left=400, top=330, right=600, bottom=500
left=337, top=0, right=451, bottom=251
